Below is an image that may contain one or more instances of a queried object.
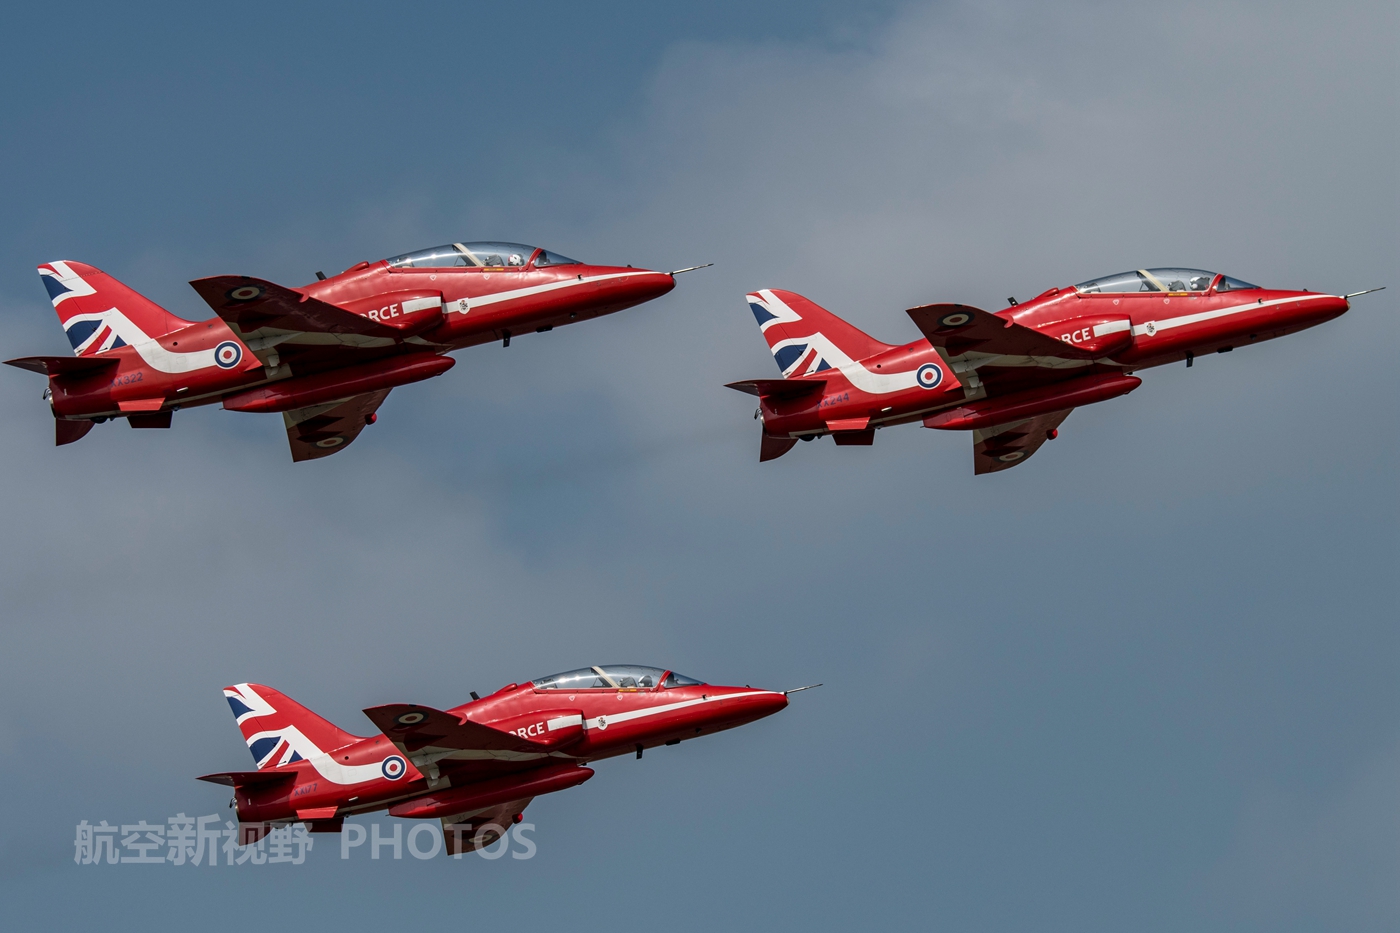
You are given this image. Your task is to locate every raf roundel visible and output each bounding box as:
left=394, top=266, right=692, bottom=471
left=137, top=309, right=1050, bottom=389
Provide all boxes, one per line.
left=226, top=284, right=265, bottom=302
left=998, top=451, right=1026, bottom=463
left=916, top=363, right=943, bottom=390
left=395, top=711, right=426, bottom=726
left=214, top=341, right=243, bottom=369
left=381, top=755, right=407, bottom=781
left=938, top=310, right=972, bottom=328
left=315, top=436, right=344, bottom=449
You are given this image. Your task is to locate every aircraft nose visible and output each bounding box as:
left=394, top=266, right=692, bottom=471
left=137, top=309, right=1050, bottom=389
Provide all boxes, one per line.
left=621, top=268, right=676, bottom=303
left=735, top=689, right=789, bottom=722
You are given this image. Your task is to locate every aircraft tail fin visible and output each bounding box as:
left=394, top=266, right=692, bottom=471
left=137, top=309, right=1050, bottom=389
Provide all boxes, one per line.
left=38, top=261, right=194, bottom=357
left=746, top=289, right=893, bottom=377
left=222, top=683, right=364, bottom=769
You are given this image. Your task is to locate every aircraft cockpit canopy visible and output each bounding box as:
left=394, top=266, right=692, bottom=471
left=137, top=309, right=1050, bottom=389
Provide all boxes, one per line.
left=532, top=665, right=707, bottom=690
left=386, top=242, right=582, bottom=269
left=1075, top=269, right=1261, bottom=294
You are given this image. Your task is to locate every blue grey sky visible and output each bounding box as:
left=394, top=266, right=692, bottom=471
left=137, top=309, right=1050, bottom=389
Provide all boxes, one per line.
left=0, top=1, right=1395, bottom=930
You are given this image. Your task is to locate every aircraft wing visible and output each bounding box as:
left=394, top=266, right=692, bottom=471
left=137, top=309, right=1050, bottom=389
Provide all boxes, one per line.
left=283, top=390, right=390, bottom=462
left=365, top=701, right=582, bottom=754
left=907, top=303, right=1105, bottom=398
left=972, top=409, right=1072, bottom=474
left=189, top=275, right=403, bottom=367
left=441, top=798, right=533, bottom=855
left=907, top=304, right=1096, bottom=361
left=364, top=704, right=540, bottom=755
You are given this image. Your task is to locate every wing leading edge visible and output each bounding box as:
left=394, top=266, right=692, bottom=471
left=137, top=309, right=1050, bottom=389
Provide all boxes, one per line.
left=283, top=390, right=390, bottom=462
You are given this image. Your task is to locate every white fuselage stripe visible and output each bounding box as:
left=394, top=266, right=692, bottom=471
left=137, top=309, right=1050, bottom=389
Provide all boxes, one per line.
left=1130, top=293, right=1335, bottom=336
left=582, top=689, right=777, bottom=731
left=463, top=271, right=661, bottom=311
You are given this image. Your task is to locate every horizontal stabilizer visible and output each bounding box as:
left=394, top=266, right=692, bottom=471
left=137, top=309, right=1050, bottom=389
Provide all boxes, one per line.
left=725, top=378, right=826, bottom=400
left=196, top=770, right=297, bottom=787
left=4, top=355, right=118, bottom=376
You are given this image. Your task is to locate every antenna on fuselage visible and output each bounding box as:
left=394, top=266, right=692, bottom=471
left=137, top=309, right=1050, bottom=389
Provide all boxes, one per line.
left=1344, top=287, right=1386, bottom=299
left=783, top=683, right=823, bottom=696
left=669, top=264, right=714, bottom=276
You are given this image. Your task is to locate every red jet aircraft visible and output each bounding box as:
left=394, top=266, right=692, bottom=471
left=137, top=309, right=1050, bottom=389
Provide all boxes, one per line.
left=728, top=270, right=1382, bottom=473
left=7, top=244, right=691, bottom=460
left=201, top=666, right=800, bottom=853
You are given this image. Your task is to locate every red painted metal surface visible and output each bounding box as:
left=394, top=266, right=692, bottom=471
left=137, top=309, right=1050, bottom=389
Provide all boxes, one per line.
left=923, top=373, right=1142, bottom=431
left=10, top=248, right=680, bottom=459
left=728, top=271, right=1358, bottom=471
left=387, top=764, right=595, bottom=819
left=199, top=666, right=791, bottom=849
left=222, top=353, right=454, bottom=414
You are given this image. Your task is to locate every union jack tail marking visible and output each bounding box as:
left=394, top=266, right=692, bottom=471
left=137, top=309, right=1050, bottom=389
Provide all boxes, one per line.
left=222, top=683, right=363, bottom=769
left=38, top=260, right=192, bottom=357
left=746, top=289, right=892, bottom=377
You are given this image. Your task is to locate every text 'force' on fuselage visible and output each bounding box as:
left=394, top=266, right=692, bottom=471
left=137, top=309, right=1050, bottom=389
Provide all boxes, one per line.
left=728, top=269, right=1378, bottom=474
left=6, top=242, right=680, bottom=461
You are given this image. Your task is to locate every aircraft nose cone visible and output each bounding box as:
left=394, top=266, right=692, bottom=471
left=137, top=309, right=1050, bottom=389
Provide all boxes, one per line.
left=630, top=269, right=677, bottom=301
left=742, top=689, right=789, bottom=721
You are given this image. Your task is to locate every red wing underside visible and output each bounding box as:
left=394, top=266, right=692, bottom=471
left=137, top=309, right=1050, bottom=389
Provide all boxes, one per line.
left=189, top=275, right=407, bottom=370
left=973, top=409, right=1072, bottom=474
left=362, top=704, right=543, bottom=756
left=441, top=799, right=533, bottom=855
left=363, top=703, right=581, bottom=786
left=907, top=303, right=1096, bottom=361
left=907, top=303, right=1113, bottom=397
left=191, top=275, right=400, bottom=342
left=284, top=390, right=390, bottom=462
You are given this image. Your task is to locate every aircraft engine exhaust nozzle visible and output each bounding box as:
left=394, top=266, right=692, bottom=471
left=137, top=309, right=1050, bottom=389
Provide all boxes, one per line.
left=388, top=764, right=595, bottom=820
left=923, top=373, right=1142, bottom=432
left=223, top=353, right=454, bottom=414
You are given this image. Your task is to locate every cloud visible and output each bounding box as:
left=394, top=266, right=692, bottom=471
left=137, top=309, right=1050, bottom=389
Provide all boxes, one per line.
left=0, top=1, right=1394, bottom=928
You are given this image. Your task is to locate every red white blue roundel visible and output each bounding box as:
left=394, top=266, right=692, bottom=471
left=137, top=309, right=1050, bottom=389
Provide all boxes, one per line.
left=916, top=363, right=943, bottom=389
left=214, top=341, right=243, bottom=369
left=938, top=310, right=972, bottom=328
left=381, top=755, right=407, bottom=780
left=226, top=284, right=265, bottom=302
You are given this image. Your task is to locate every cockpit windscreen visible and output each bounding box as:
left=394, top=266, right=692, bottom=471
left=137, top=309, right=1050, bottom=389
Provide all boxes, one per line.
left=1076, top=268, right=1218, bottom=293
left=532, top=665, right=705, bottom=690
left=386, top=242, right=582, bottom=269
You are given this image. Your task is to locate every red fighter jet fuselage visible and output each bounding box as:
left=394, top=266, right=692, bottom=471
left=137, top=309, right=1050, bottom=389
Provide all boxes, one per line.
left=729, top=269, right=1381, bottom=473
left=200, top=665, right=795, bottom=854
left=7, top=243, right=685, bottom=460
